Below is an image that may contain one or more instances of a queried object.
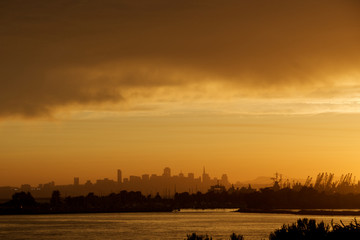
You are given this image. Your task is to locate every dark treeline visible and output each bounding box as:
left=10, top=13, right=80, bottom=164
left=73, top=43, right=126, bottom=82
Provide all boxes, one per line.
left=0, top=191, right=173, bottom=214
left=3, top=185, right=360, bottom=214
left=174, top=186, right=360, bottom=209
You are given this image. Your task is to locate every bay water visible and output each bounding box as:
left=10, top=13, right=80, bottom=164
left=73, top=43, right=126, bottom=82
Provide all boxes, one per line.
left=0, top=209, right=357, bottom=240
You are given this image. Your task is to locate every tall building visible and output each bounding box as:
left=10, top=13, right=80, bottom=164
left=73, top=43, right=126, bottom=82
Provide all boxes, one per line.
left=142, top=174, right=150, bottom=181
left=202, top=167, right=210, bottom=183
left=163, top=167, right=171, bottom=177
left=117, top=169, right=122, bottom=184
left=188, top=173, right=194, bottom=180
left=74, top=177, right=79, bottom=186
left=221, top=174, right=228, bottom=184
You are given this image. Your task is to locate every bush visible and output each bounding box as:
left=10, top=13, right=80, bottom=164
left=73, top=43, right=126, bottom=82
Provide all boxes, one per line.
left=186, top=233, right=212, bottom=240
left=230, top=233, right=244, bottom=240
left=328, top=219, right=360, bottom=239
left=185, top=233, right=244, bottom=240
left=269, top=218, right=360, bottom=240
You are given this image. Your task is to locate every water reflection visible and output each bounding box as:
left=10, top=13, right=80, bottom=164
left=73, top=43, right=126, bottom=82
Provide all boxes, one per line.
left=0, top=211, right=357, bottom=240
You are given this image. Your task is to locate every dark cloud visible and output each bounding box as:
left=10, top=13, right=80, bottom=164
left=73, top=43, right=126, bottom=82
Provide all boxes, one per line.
left=0, top=0, right=359, bottom=117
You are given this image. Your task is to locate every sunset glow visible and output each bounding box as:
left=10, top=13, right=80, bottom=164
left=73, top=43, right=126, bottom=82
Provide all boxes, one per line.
left=1, top=0, right=360, bottom=187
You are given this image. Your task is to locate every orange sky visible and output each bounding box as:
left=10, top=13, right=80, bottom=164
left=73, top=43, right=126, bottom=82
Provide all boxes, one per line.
left=0, top=0, right=360, bottom=186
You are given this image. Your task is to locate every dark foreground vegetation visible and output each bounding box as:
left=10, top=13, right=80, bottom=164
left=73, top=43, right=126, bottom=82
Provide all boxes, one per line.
left=269, top=218, right=360, bottom=240
left=185, top=232, right=243, bottom=240
left=186, top=218, right=360, bottom=240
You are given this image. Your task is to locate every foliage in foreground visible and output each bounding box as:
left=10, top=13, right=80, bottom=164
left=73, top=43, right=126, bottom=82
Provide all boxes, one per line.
left=185, top=233, right=244, bottom=240
left=270, top=218, right=360, bottom=240
left=186, top=218, right=360, bottom=240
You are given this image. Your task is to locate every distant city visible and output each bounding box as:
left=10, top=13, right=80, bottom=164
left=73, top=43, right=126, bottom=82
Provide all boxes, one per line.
left=0, top=167, right=253, bottom=200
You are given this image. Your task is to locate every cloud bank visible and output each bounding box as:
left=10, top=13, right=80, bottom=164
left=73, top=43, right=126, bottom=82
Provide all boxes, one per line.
left=0, top=0, right=359, bottom=117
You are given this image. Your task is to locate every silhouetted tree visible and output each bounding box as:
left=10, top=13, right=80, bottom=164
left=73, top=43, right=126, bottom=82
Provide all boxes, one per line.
left=10, top=192, right=36, bottom=208
left=186, top=233, right=212, bottom=240
left=230, top=233, right=244, bottom=240
left=50, top=190, right=62, bottom=208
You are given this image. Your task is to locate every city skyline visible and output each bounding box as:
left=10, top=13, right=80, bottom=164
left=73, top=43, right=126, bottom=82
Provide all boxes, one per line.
left=1, top=167, right=234, bottom=189
left=2, top=166, right=359, bottom=201
left=0, top=167, right=235, bottom=200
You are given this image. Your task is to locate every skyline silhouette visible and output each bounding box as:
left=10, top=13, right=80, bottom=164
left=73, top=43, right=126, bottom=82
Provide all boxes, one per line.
left=2, top=167, right=360, bottom=201
left=0, top=167, right=233, bottom=200
left=4, top=171, right=360, bottom=215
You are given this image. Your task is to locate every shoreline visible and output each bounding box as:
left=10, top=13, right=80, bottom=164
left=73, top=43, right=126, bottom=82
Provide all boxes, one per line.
left=3, top=208, right=360, bottom=216
left=236, top=208, right=360, bottom=216
left=0, top=209, right=175, bottom=216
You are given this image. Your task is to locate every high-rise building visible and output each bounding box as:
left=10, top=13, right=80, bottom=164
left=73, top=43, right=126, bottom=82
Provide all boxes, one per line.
left=117, top=169, right=122, bottom=184
left=142, top=174, right=150, bottom=181
left=163, top=167, right=171, bottom=177
left=74, top=177, right=79, bottom=186
left=202, top=167, right=210, bottom=183
left=221, top=174, right=229, bottom=185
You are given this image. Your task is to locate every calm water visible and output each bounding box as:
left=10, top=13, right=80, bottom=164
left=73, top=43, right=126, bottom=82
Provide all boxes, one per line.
left=0, top=209, right=357, bottom=240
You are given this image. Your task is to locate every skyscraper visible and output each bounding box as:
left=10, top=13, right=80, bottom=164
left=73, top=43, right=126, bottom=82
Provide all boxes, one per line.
left=74, top=177, right=79, bottom=186
left=202, top=167, right=210, bottom=183
left=117, top=169, right=122, bottom=184
left=163, top=167, right=171, bottom=177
